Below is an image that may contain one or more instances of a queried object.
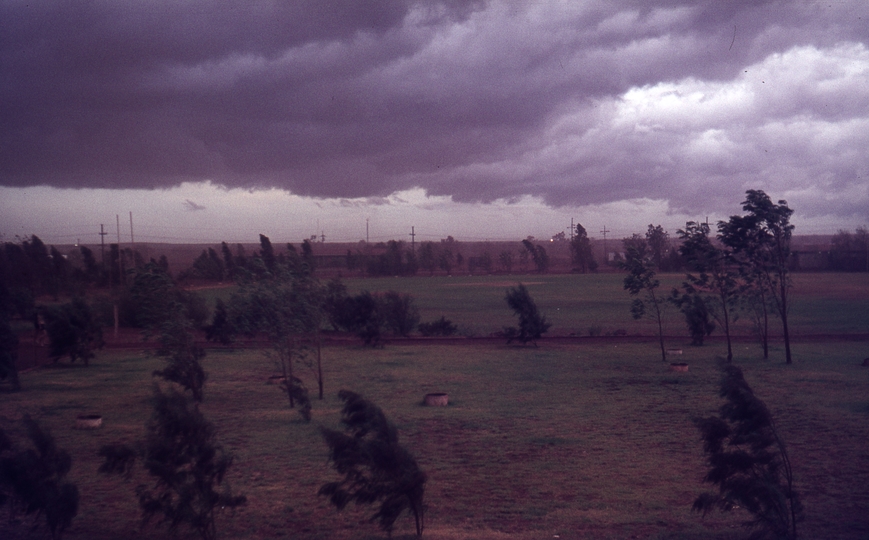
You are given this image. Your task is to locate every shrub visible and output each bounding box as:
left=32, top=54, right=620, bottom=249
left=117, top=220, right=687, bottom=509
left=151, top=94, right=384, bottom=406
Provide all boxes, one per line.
left=694, top=363, right=802, bottom=539
left=99, top=387, right=246, bottom=540
left=41, top=297, right=104, bottom=365
left=0, top=416, right=79, bottom=540
left=504, top=283, right=551, bottom=345
left=320, top=390, right=426, bottom=537
left=418, top=316, right=458, bottom=337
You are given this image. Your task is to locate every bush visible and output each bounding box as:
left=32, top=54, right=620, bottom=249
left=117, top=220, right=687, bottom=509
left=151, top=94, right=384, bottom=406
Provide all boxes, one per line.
left=41, top=297, right=103, bottom=365
left=99, top=387, right=246, bottom=540
left=504, top=283, right=550, bottom=345
left=320, top=390, right=426, bottom=537
left=379, top=291, right=420, bottom=337
left=0, top=416, right=79, bottom=540
left=694, top=363, right=802, bottom=539
left=418, top=316, right=458, bottom=337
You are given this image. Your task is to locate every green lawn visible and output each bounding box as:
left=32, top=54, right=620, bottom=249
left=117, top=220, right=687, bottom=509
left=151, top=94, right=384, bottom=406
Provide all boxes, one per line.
left=2, top=337, right=868, bottom=539
left=340, top=272, right=869, bottom=338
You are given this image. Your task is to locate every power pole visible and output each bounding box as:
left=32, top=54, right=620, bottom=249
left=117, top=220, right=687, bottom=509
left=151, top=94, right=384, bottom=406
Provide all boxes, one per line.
left=99, top=224, right=107, bottom=268
left=409, top=226, right=416, bottom=254
left=570, top=218, right=575, bottom=241
left=600, top=225, right=610, bottom=264
left=129, top=212, right=134, bottom=246
left=366, top=218, right=369, bottom=243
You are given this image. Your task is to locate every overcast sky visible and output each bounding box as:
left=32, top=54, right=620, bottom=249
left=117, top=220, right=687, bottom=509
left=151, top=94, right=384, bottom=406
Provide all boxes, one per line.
left=2, top=1, right=867, bottom=245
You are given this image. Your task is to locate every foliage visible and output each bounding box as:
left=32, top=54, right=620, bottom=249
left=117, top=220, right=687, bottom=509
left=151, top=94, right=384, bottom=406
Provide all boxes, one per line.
left=503, top=283, right=551, bottom=345
left=669, top=291, right=715, bottom=346
left=41, top=297, right=104, bottom=365
left=418, top=242, right=438, bottom=276
left=338, top=291, right=384, bottom=345
left=323, top=278, right=350, bottom=331
left=828, top=227, right=868, bottom=272
left=153, top=313, right=207, bottom=403
left=620, top=243, right=668, bottom=361
left=570, top=223, right=598, bottom=273
left=98, top=387, right=246, bottom=540
left=417, top=316, right=458, bottom=337
left=367, top=240, right=418, bottom=277
left=0, top=235, right=102, bottom=298
left=676, top=221, right=740, bottom=361
left=122, top=262, right=179, bottom=330
left=720, top=190, right=795, bottom=364
left=182, top=248, right=226, bottom=282
left=326, top=287, right=421, bottom=342
left=694, top=363, right=802, bottom=539
left=379, top=290, right=420, bottom=337
left=121, top=262, right=209, bottom=332
left=204, top=298, right=234, bottom=346
left=521, top=239, right=549, bottom=273
left=0, top=416, right=79, bottom=540
left=0, top=303, right=20, bottom=390
left=228, top=269, right=324, bottom=414
left=319, top=390, right=426, bottom=537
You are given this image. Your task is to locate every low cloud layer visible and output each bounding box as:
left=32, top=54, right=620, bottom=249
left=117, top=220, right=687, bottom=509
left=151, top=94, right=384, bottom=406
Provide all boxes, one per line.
left=2, top=0, right=867, bottom=222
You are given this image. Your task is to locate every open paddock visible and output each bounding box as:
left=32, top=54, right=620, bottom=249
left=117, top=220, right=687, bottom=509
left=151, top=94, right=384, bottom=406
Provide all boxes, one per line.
left=2, top=337, right=867, bottom=539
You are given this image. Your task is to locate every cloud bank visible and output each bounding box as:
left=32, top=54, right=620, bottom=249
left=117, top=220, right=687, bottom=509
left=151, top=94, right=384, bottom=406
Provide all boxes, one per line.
left=2, top=0, right=867, bottom=223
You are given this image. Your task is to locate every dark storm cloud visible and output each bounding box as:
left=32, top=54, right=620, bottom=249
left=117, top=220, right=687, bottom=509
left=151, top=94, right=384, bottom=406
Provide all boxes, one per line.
left=1, top=0, right=867, bottom=219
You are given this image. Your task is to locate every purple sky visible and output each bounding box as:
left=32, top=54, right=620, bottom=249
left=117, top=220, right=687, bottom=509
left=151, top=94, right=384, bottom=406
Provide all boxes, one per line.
left=2, top=1, right=867, bottom=244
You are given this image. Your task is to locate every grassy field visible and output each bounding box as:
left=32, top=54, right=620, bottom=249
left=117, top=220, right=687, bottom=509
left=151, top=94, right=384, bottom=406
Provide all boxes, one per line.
left=2, top=335, right=868, bottom=539
left=337, top=272, right=869, bottom=339
left=195, top=272, right=869, bottom=340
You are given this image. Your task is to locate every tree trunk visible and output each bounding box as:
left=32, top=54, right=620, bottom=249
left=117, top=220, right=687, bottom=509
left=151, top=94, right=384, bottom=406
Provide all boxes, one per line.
left=282, top=344, right=295, bottom=408
left=316, top=333, right=324, bottom=400
left=779, top=273, right=792, bottom=365
left=652, top=291, right=666, bottom=362
left=720, top=290, right=733, bottom=362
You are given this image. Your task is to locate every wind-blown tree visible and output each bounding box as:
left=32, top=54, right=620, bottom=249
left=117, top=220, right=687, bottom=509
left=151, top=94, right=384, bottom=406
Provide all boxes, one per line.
left=504, top=283, right=551, bottom=345
left=0, top=317, right=20, bottom=390
left=498, top=250, right=514, bottom=273
left=320, top=390, right=426, bottom=538
left=570, top=223, right=598, bottom=273
left=621, top=242, right=668, bottom=362
left=677, top=221, right=740, bottom=361
left=669, top=290, right=716, bottom=346
left=720, top=190, right=795, bottom=364
left=230, top=278, right=319, bottom=419
left=204, top=299, right=234, bottom=346
left=229, top=238, right=328, bottom=408
left=99, top=387, right=246, bottom=540
left=153, top=311, right=207, bottom=403
left=418, top=242, right=437, bottom=276
left=694, top=363, right=802, bottom=539
left=0, top=415, right=79, bottom=540
left=41, top=297, right=104, bottom=366
left=645, top=224, right=671, bottom=270
left=0, top=286, right=21, bottom=390
left=521, top=239, right=549, bottom=273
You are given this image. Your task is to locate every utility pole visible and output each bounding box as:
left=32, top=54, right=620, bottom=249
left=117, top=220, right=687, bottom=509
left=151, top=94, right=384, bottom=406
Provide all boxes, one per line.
left=99, top=224, right=107, bottom=268
left=116, top=214, right=124, bottom=286
left=600, top=225, right=610, bottom=264
left=366, top=218, right=369, bottom=243
left=409, top=226, right=416, bottom=254
left=129, top=212, right=134, bottom=246
left=570, top=218, right=575, bottom=241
